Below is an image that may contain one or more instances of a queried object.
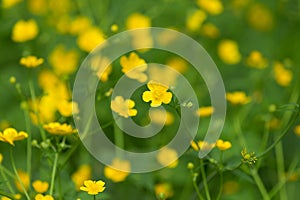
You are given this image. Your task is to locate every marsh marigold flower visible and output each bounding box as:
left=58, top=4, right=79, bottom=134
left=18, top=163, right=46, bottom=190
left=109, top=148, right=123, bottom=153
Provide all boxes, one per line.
left=69, top=16, right=92, bottom=35
left=157, top=147, right=178, bottom=168
left=0, top=128, right=28, bottom=146
left=77, top=27, right=105, bottom=52
left=273, top=62, right=292, bottom=87
left=15, top=170, right=29, bottom=192
left=143, top=81, right=172, bottom=107
left=57, top=101, right=79, bottom=117
left=226, top=91, right=251, bottom=105
left=155, top=183, right=174, bottom=199
left=12, top=19, right=38, bottom=42
left=201, top=23, right=220, bottom=39
left=104, top=158, right=131, bottom=182
left=35, top=194, right=54, bottom=200
left=20, top=56, right=44, bottom=68
left=120, top=52, right=147, bottom=82
left=186, top=9, right=207, bottom=32
left=197, top=0, right=223, bottom=15
left=43, top=122, right=76, bottom=135
left=149, top=109, right=174, bottom=125
left=111, top=96, right=137, bottom=118
left=196, top=106, right=214, bottom=117
left=190, top=140, right=215, bottom=151
left=126, top=13, right=151, bottom=29
left=1, top=194, right=21, bottom=200
left=218, top=40, right=241, bottom=65
left=72, top=164, right=92, bottom=190
left=80, top=180, right=105, bottom=195
left=246, top=51, right=268, bottom=69
left=216, top=139, right=232, bottom=151
left=32, top=180, right=49, bottom=193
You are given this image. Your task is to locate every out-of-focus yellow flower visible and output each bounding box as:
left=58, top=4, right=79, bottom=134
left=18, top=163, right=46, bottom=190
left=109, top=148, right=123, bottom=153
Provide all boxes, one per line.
left=286, top=172, right=299, bottom=182
left=20, top=56, right=44, bottom=68
left=149, top=109, right=174, bottom=125
left=0, top=153, right=3, bottom=164
left=43, top=122, right=76, bottom=135
left=1, top=194, right=21, bottom=200
left=49, top=45, right=79, bottom=75
left=166, top=57, right=188, bottom=73
left=32, top=180, right=49, bottom=193
left=34, top=194, right=54, bottom=200
left=48, top=0, right=71, bottom=15
left=77, top=27, right=105, bottom=52
left=196, top=106, right=214, bottom=117
left=157, top=147, right=178, bottom=168
left=201, top=23, right=220, bottom=39
left=267, top=117, right=281, bottom=130
left=69, top=16, right=92, bottom=35
left=246, top=51, right=268, bottom=69
left=96, top=65, right=112, bottom=82
left=104, top=158, right=131, bottom=182
left=29, top=96, right=57, bottom=125
left=110, top=96, right=137, bottom=118
left=72, top=164, right=92, bottom=190
left=80, top=180, right=105, bottom=195
left=110, top=24, right=118, bottom=32
left=247, top=3, right=274, bottom=32
left=197, top=0, right=223, bottom=15
left=155, top=183, right=174, bottom=199
left=120, top=52, right=147, bottom=82
left=222, top=180, right=240, bottom=195
left=148, top=65, right=178, bottom=88
left=190, top=140, right=215, bottom=151
left=273, top=62, right=292, bottom=87
left=218, top=40, right=241, bottom=65
left=28, top=0, right=47, bottom=15
left=142, top=81, right=172, bottom=107
left=15, top=170, right=29, bottom=192
left=186, top=9, right=207, bottom=32
left=12, top=19, right=38, bottom=42
left=226, top=91, right=251, bottom=105
left=294, top=125, right=300, bottom=137
left=126, top=13, right=151, bottom=29
left=0, top=128, right=28, bottom=146
left=216, top=139, right=232, bottom=151
left=2, top=0, right=21, bottom=8
left=57, top=101, right=78, bottom=117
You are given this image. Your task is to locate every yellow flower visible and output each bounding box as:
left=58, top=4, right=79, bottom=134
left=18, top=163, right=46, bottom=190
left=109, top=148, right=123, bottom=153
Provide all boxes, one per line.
left=12, top=19, right=38, bottom=42
left=148, top=65, right=178, bottom=88
left=216, top=139, right=232, bottom=151
left=110, top=96, right=137, bottom=118
left=241, top=148, right=257, bottom=166
left=186, top=9, right=207, bottom=32
left=120, top=52, right=147, bottom=82
left=197, top=0, right=223, bottom=15
left=96, top=65, right=112, bottom=82
left=273, top=62, right=292, bottom=87
left=43, top=122, right=77, bottom=135
left=155, top=183, right=174, bottom=199
left=196, top=106, right=214, bottom=117
left=149, top=109, right=174, bottom=125
left=72, top=164, right=92, bottom=190
left=0, top=128, right=28, bottom=146
left=294, top=125, right=300, bottom=137
left=190, top=140, right=215, bottom=151
left=218, top=40, right=241, bottom=65
left=2, top=0, right=22, bottom=8
left=49, top=45, right=79, bottom=75
left=20, top=56, right=44, bottom=68
left=104, top=158, right=131, bottom=182
left=80, top=180, right=105, bottom=195
left=166, top=57, right=188, bottom=73
left=126, top=13, right=151, bottom=29
left=110, top=24, right=119, bottom=32
left=15, top=170, right=29, bottom=192
left=77, top=27, right=105, bottom=52
left=32, top=180, right=49, bottom=193
left=246, top=51, right=268, bottom=69
left=0, top=153, right=3, bottom=164
left=142, top=81, right=172, bottom=107
left=247, top=3, right=274, bottom=32
left=57, top=101, right=78, bottom=117
left=226, top=91, right=251, bottom=105
left=69, top=16, right=92, bottom=35
left=201, top=23, right=220, bottom=39
left=28, top=0, right=48, bottom=15
left=157, top=147, right=178, bottom=168
left=1, top=194, right=21, bottom=200
left=34, top=194, right=54, bottom=200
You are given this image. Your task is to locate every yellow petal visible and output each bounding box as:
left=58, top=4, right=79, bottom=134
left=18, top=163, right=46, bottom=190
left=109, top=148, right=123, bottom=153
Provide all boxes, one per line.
left=162, top=92, right=172, bottom=104
left=142, top=91, right=152, bottom=102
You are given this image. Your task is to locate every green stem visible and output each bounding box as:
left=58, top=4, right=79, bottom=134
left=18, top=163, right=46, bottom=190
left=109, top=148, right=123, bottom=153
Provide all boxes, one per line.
left=0, top=190, right=16, bottom=200
left=250, top=168, right=270, bottom=200
left=192, top=174, right=204, bottom=200
left=200, top=159, right=211, bottom=200
left=10, top=150, right=30, bottom=200
left=275, top=141, right=287, bottom=200
left=94, top=195, right=96, bottom=200
left=24, top=109, right=32, bottom=188
left=113, top=121, right=124, bottom=158
left=49, top=153, right=59, bottom=196
left=233, top=115, right=248, bottom=148
left=216, top=171, right=223, bottom=200
left=0, top=165, right=15, bottom=194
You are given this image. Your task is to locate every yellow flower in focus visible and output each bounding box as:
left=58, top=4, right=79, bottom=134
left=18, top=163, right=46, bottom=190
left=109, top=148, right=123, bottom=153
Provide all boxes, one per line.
left=126, top=13, right=151, bottom=29
left=69, top=16, right=92, bottom=35
left=0, top=128, right=28, bottom=146
left=143, top=81, right=172, bottom=107
left=149, top=109, right=174, bottom=126
left=201, top=23, right=220, bottom=39
left=157, top=147, right=178, bottom=168
left=218, top=40, right=241, bottom=65
left=12, top=19, right=38, bottom=42
left=15, top=170, right=29, bottom=192
left=104, top=158, right=131, bottom=182
left=34, top=194, right=54, bottom=200
left=196, top=106, right=214, bottom=117
left=28, top=0, right=48, bottom=15
left=273, top=62, right=292, bottom=87
left=216, top=139, right=232, bottom=151
left=190, top=140, right=215, bottom=151
left=43, top=122, right=76, bottom=135
left=2, top=0, right=21, bottom=8
left=49, top=45, right=79, bottom=75
left=166, top=57, right=188, bottom=73
left=80, top=180, right=106, bottom=195
left=111, top=96, right=137, bottom=118
left=120, top=52, right=147, bottom=82
left=247, top=3, right=274, bottom=32
left=155, top=183, right=174, bottom=199
left=197, top=0, right=223, bottom=15
left=20, top=56, right=44, bottom=68
left=57, top=101, right=78, bottom=117
left=246, top=51, right=268, bottom=69
left=186, top=9, right=207, bottom=32
left=226, top=91, right=251, bottom=105
left=294, top=125, right=300, bottom=137
left=32, top=180, right=49, bottom=193
left=77, top=27, right=105, bottom=52
left=72, top=164, right=92, bottom=190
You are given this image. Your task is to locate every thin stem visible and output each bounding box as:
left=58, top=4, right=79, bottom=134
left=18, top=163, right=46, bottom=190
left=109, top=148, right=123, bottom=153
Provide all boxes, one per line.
left=0, top=191, right=16, bottom=200
left=94, top=195, right=96, bottom=200
left=275, top=141, right=288, bottom=200
left=113, top=121, right=124, bottom=158
left=192, top=175, right=204, bottom=200
left=49, top=153, right=59, bottom=196
left=250, top=168, right=270, bottom=200
left=24, top=109, right=32, bottom=187
left=10, top=150, right=30, bottom=200
left=0, top=165, right=15, bottom=194
left=216, top=171, right=223, bottom=200
left=233, top=116, right=248, bottom=148
left=200, top=159, right=211, bottom=200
